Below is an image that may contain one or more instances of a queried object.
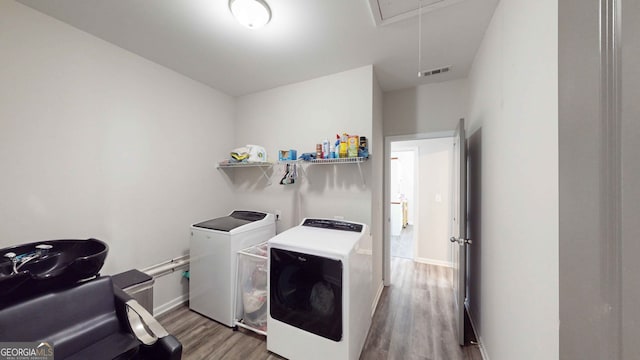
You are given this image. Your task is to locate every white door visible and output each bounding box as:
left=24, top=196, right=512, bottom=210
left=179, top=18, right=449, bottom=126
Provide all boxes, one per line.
left=450, top=118, right=469, bottom=346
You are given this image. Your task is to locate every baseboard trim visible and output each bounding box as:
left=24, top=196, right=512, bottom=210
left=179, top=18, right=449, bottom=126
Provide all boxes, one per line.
left=371, top=281, right=385, bottom=317
left=154, top=293, right=188, bottom=317
left=465, top=303, right=489, bottom=360
left=414, top=257, right=453, bottom=268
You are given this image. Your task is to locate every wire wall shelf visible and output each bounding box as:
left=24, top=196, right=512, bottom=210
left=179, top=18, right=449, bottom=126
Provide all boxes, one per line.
left=217, top=157, right=370, bottom=186
left=306, top=157, right=368, bottom=165
left=217, top=161, right=273, bottom=168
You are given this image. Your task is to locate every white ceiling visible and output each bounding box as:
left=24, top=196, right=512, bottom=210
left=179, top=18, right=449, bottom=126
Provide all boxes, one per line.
left=17, top=0, right=498, bottom=96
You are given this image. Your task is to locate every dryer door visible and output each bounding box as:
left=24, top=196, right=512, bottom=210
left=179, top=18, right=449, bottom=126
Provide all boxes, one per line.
left=269, top=248, right=343, bottom=341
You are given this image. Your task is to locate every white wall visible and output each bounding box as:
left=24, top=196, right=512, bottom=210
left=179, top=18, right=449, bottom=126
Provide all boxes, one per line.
left=232, top=65, right=381, bottom=308
left=466, top=1, right=559, bottom=359
left=416, top=138, right=452, bottom=266
left=384, top=78, right=468, bottom=136
left=232, top=66, right=373, bottom=228
left=0, top=1, right=236, bottom=313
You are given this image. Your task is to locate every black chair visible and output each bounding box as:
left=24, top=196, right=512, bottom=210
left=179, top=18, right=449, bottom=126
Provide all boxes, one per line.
left=0, top=276, right=182, bottom=360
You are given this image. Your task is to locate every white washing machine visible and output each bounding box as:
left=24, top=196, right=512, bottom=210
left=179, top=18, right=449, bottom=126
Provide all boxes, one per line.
left=267, top=218, right=372, bottom=360
left=190, top=210, right=275, bottom=327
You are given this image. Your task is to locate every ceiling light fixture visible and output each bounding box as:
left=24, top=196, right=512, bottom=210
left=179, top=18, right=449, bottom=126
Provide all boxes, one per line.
left=229, top=0, right=272, bottom=29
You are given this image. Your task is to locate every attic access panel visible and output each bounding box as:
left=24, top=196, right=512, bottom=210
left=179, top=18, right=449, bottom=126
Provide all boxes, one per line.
left=369, top=0, right=466, bottom=26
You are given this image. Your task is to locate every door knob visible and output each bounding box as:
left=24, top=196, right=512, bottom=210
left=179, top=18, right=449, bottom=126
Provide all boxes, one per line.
left=450, top=237, right=472, bottom=245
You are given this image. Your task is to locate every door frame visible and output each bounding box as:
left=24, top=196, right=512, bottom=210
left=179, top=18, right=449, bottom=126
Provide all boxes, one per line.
left=384, top=131, right=453, bottom=285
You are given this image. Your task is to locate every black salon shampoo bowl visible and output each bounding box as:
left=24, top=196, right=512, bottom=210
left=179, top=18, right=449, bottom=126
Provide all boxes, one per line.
left=0, top=239, right=108, bottom=304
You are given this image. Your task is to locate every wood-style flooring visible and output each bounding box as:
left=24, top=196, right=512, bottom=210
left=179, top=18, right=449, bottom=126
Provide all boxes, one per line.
left=361, top=257, right=482, bottom=360
left=390, top=225, right=414, bottom=259
left=157, top=257, right=482, bottom=360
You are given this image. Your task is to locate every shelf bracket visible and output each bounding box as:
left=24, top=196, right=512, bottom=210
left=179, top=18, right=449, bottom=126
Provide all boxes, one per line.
left=216, top=162, right=273, bottom=186
left=297, top=163, right=309, bottom=185
left=258, top=166, right=271, bottom=185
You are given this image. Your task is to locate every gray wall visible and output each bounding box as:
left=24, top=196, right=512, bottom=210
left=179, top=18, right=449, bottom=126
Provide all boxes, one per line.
left=560, top=0, right=640, bottom=358
left=558, top=0, right=608, bottom=357
left=557, top=0, right=640, bottom=358
left=467, top=0, right=559, bottom=359
left=621, top=1, right=640, bottom=358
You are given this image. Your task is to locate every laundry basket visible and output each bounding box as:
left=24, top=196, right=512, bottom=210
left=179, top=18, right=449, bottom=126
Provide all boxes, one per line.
left=235, top=241, right=268, bottom=335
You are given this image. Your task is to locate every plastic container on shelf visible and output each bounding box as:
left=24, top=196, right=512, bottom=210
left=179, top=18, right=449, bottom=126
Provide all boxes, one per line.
left=347, top=135, right=359, bottom=157
left=339, top=134, right=348, bottom=158
left=235, top=242, right=269, bottom=335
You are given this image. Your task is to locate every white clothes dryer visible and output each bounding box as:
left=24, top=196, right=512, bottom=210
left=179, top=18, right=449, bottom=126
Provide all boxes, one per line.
left=267, top=218, right=372, bottom=360
left=190, top=210, right=275, bottom=327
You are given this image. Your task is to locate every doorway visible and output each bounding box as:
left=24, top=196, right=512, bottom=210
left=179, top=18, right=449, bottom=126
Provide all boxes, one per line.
left=383, top=132, right=454, bottom=285
left=390, top=147, right=417, bottom=259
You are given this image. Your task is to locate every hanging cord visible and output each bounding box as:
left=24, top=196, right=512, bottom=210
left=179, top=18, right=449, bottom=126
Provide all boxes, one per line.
left=417, top=0, right=423, bottom=77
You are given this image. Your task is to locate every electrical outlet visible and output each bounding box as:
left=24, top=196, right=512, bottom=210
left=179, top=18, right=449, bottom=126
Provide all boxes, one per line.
left=274, top=210, right=282, bottom=220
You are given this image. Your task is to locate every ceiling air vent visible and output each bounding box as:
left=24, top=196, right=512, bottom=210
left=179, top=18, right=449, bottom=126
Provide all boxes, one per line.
left=418, top=65, right=451, bottom=78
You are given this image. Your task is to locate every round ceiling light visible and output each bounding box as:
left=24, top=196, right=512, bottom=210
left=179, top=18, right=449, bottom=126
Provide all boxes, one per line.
left=229, top=0, right=272, bottom=29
